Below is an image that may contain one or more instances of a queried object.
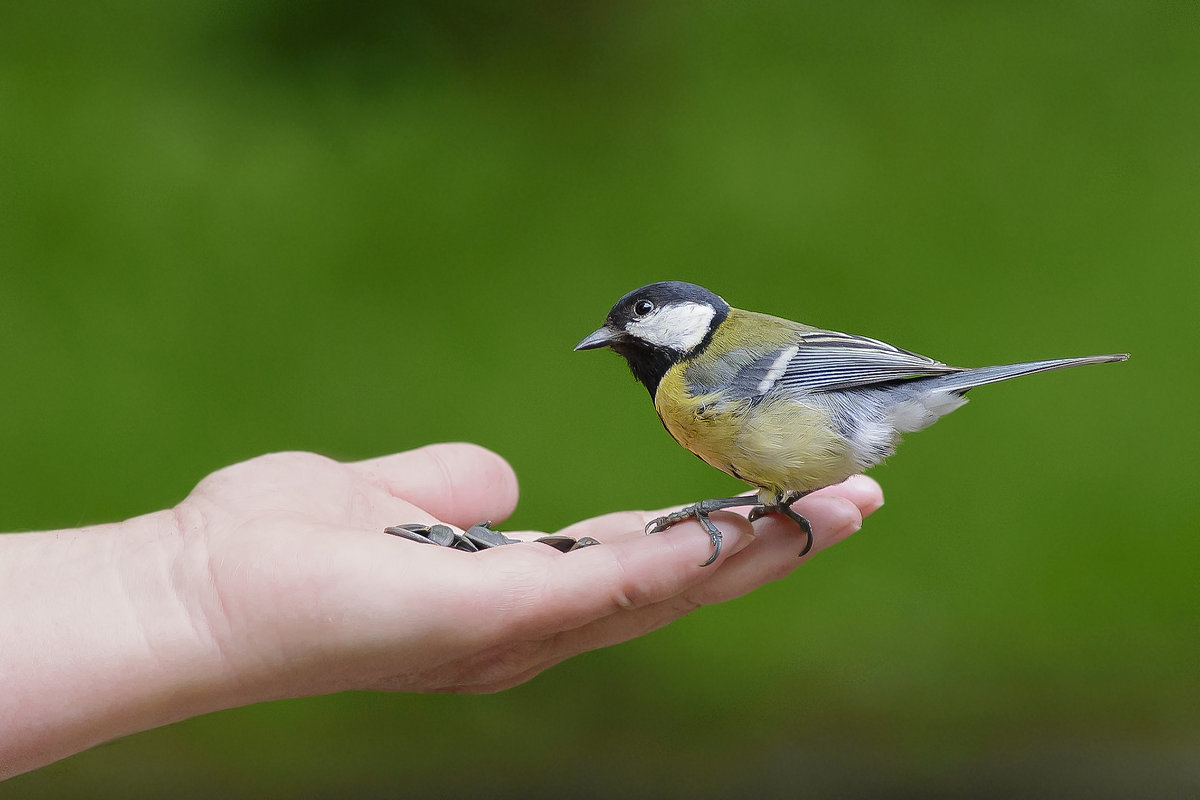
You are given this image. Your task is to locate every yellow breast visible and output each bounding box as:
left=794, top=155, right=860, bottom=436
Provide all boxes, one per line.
left=653, top=367, right=859, bottom=495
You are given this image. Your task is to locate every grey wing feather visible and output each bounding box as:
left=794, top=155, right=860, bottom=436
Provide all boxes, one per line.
left=768, top=330, right=961, bottom=394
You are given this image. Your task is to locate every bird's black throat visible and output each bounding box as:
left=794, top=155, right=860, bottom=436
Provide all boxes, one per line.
left=610, top=340, right=678, bottom=397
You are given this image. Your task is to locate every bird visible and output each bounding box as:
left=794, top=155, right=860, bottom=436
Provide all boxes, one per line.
left=574, top=280, right=1127, bottom=566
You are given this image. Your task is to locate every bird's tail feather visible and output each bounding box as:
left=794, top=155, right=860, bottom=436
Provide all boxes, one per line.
left=924, top=354, right=1128, bottom=394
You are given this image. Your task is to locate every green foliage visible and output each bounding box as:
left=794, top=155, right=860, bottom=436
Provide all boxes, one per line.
left=2, top=2, right=1196, bottom=795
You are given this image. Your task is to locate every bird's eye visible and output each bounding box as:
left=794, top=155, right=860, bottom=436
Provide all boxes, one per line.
left=634, top=300, right=654, bottom=317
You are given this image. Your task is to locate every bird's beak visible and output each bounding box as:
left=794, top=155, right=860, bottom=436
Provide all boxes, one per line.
left=574, top=325, right=622, bottom=351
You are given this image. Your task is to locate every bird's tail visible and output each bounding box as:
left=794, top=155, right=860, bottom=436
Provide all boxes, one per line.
left=923, top=353, right=1129, bottom=394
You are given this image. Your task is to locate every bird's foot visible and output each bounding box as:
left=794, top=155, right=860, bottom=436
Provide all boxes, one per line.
left=746, top=491, right=814, bottom=557
left=384, top=520, right=600, bottom=553
left=645, top=497, right=756, bottom=567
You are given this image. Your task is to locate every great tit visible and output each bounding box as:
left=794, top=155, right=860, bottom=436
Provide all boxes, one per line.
left=575, top=281, right=1127, bottom=566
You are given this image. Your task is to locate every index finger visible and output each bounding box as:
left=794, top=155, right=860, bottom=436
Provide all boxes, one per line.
left=553, top=474, right=884, bottom=543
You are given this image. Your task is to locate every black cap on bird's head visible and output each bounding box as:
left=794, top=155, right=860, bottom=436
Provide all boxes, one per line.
left=574, top=281, right=730, bottom=395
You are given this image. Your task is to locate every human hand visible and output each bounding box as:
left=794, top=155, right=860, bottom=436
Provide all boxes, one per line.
left=0, top=443, right=883, bottom=778
left=177, top=443, right=884, bottom=698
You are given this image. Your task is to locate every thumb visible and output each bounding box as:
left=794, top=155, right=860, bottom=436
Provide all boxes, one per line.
left=353, top=443, right=519, bottom=528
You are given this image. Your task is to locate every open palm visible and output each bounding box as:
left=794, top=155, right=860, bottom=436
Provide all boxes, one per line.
left=175, top=443, right=883, bottom=698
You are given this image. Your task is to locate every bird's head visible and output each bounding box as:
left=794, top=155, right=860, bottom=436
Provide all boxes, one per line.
left=575, top=281, right=730, bottom=394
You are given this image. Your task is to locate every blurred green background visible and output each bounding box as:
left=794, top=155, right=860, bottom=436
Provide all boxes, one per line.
left=2, top=1, right=1196, bottom=797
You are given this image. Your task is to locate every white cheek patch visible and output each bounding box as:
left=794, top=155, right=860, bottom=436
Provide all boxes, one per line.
left=625, top=302, right=717, bottom=352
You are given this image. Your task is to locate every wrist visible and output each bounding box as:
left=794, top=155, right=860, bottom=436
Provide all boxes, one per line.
left=0, top=509, right=244, bottom=778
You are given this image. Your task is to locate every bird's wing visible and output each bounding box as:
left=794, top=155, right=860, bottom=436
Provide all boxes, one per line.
left=735, top=330, right=962, bottom=395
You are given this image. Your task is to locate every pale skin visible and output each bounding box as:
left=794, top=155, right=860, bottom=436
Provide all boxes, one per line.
left=0, top=443, right=883, bottom=779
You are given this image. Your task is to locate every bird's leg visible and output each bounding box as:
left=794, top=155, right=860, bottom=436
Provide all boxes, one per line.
left=645, top=496, right=760, bottom=567
left=747, top=490, right=814, bottom=558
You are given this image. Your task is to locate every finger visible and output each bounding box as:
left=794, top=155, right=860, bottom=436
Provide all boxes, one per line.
left=446, top=597, right=693, bottom=692
left=686, top=495, right=865, bottom=606
left=528, top=494, right=867, bottom=649
left=515, top=481, right=880, bottom=648
left=554, top=509, right=662, bottom=542
left=556, top=476, right=882, bottom=545
left=555, top=499, right=756, bottom=544
left=477, top=511, right=754, bottom=637
left=457, top=496, right=868, bottom=686
left=809, top=474, right=885, bottom=516
left=454, top=479, right=885, bottom=688
left=352, top=443, right=519, bottom=528
left=683, top=481, right=879, bottom=606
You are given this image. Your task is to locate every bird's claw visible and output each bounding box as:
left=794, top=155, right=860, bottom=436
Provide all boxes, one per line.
left=384, top=521, right=601, bottom=554
left=647, top=491, right=814, bottom=565
left=644, top=507, right=699, bottom=535
left=645, top=503, right=725, bottom=567
left=746, top=501, right=814, bottom=558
